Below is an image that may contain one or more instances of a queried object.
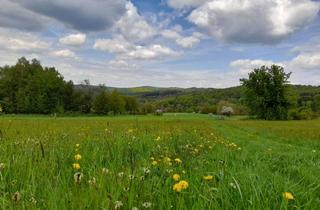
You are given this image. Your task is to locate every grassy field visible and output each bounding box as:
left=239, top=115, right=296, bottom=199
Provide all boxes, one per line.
left=0, top=115, right=319, bottom=209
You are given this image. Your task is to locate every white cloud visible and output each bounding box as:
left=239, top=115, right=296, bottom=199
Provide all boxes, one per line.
left=51, top=49, right=76, bottom=58
left=124, top=44, right=180, bottom=60
left=108, top=59, right=138, bottom=70
left=230, top=59, right=285, bottom=75
left=59, top=33, right=86, bottom=46
left=0, top=31, right=50, bottom=51
left=115, top=2, right=156, bottom=42
left=290, top=53, right=320, bottom=70
left=93, top=37, right=133, bottom=54
left=161, top=29, right=203, bottom=48
left=188, top=0, right=320, bottom=44
left=161, top=29, right=181, bottom=40
left=176, top=35, right=200, bottom=48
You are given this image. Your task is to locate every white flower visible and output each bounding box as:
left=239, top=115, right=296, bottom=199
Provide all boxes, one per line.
left=115, top=201, right=123, bottom=209
left=142, top=202, right=152, bottom=208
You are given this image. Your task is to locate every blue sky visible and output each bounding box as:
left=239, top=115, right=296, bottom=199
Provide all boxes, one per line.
left=0, top=0, right=319, bottom=87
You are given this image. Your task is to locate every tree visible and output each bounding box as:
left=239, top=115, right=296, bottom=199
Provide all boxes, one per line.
left=92, top=90, right=111, bottom=114
left=240, top=65, right=291, bottom=120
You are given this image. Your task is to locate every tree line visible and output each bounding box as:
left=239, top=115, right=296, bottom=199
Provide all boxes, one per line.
left=0, top=57, right=138, bottom=115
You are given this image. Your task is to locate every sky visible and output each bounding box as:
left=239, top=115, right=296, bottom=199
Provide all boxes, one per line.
left=0, top=0, right=319, bottom=88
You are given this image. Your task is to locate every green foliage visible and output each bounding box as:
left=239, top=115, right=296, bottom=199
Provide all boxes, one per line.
left=240, top=65, right=291, bottom=120
left=0, top=115, right=319, bottom=209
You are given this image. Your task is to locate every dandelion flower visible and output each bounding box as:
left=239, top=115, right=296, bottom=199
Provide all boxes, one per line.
left=203, top=175, right=213, bottom=181
left=283, top=192, right=294, bottom=200
left=172, top=174, right=180, bottom=181
left=151, top=160, right=158, bottom=166
left=173, top=183, right=182, bottom=192
left=179, top=180, right=189, bottom=189
left=156, top=136, right=161, bottom=141
left=74, top=154, right=82, bottom=161
left=72, top=163, right=80, bottom=170
left=174, top=158, right=182, bottom=164
left=75, top=144, right=80, bottom=147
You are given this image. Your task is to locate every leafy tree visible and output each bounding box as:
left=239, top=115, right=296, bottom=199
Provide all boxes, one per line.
left=240, top=65, right=291, bottom=120
left=92, top=88, right=111, bottom=114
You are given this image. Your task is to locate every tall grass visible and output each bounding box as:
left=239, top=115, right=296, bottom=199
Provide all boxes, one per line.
left=0, top=116, right=319, bottom=209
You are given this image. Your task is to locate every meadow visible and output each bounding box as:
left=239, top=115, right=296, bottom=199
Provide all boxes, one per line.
left=0, top=114, right=319, bottom=210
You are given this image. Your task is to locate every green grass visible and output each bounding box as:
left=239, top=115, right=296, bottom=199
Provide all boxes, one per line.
left=0, top=115, right=319, bottom=209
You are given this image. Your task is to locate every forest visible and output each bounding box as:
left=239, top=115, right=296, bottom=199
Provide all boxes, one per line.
left=0, top=57, right=319, bottom=119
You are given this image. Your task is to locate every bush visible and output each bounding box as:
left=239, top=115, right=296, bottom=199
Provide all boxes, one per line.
left=288, top=108, right=316, bottom=120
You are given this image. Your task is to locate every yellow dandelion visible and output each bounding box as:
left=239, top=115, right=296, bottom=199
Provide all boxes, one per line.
left=172, top=174, right=180, bottom=181
left=174, top=158, right=182, bottom=164
left=75, top=144, right=80, bottom=147
left=156, top=136, right=161, bottom=141
left=72, top=163, right=80, bottom=170
left=128, top=129, right=134, bottom=133
left=179, top=180, right=189, bottom=189
left=203, top=175, right=213, bottom=181
left=151, top=160, right=158, bottom=166
left=74, top=154, right=82, bottom=161
left=283, top=192, right=294, bottom=200
left=173, top=183, right=182, bottom=192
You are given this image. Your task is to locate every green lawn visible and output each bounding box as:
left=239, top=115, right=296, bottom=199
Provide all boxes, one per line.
left=0, top=115, right=319, bottom=209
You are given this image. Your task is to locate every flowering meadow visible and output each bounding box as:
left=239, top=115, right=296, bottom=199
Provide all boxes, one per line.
left=0, top=115, right=319, bottom=209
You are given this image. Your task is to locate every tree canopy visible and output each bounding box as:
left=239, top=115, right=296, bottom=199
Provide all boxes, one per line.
left=240, top=65, right=291, bottom=120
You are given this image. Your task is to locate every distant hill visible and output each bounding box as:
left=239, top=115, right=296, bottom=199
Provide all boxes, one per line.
left=75, top=84, right=320, bottom=102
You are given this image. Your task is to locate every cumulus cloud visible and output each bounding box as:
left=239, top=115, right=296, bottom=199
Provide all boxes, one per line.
left=94, top=36, right=180, bottom=60
left=188, top=0, right=320, bottom=44
left=124, top=45, right=180, bottom=60
left=290, top=53, right=320, bottom=70
left=93, top=37, right=133, bottom=54
left=230, top=59, right=285, bottom=75
left=59, top=33, right=86, bottom=46
left=161, top=29, right=202, bottom=48
left=0, top=32, right=50, bottom=51
left=115, top=2, right=156, bottom=42
left=11, top=0, right=127, bottom=31
left=51, top=49, right=76, bottom=58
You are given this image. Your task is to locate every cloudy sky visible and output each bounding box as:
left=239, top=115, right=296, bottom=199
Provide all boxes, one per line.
left=0, top=0, right=319, bottom=88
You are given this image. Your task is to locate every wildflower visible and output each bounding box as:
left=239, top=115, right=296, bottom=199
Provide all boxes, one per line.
left=132, top=207, right=139, bottom=210
left=74, top=172, right=83, bottom=184
left=179, top=180, right=189, bottom=189
left=203, top=175, right=213, bottom=181
left=0, top=163, right=5, bottom=171
left=128, top=175, right=135, bottom=180
left=102, top=168, right=109, bottom=175
left=156, top=136, right=161, bottom=141
left=123, top=187, right=130, bottom=192
left=229, top=182, right=236, bottom=189
left=88, top=177, right=97, bottom=186
left=143, top=167, right=150, bottom=175
left=283, top=192, right=294, bottom=200
left=151, top=161, right=158, bottom=166
left=172, top=174, right=180, bottom=181
left=74, top=154, right=82, bottom=161
left=12, top=191, right=21, bottom=202
left=118, top=172, right=124, bottom=178
left=128, top=129, right=134, bottom=133
left=72, top=163, right=80, bottom=170
left=75, top=144, right=80, bottom=147
left=174, top=158, right=182, bottom=164
left=173, top=180, right=189, bottom=192
left=142, top=202, right=152, bottom=208
left=115, top=200, right=123, bottom=209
